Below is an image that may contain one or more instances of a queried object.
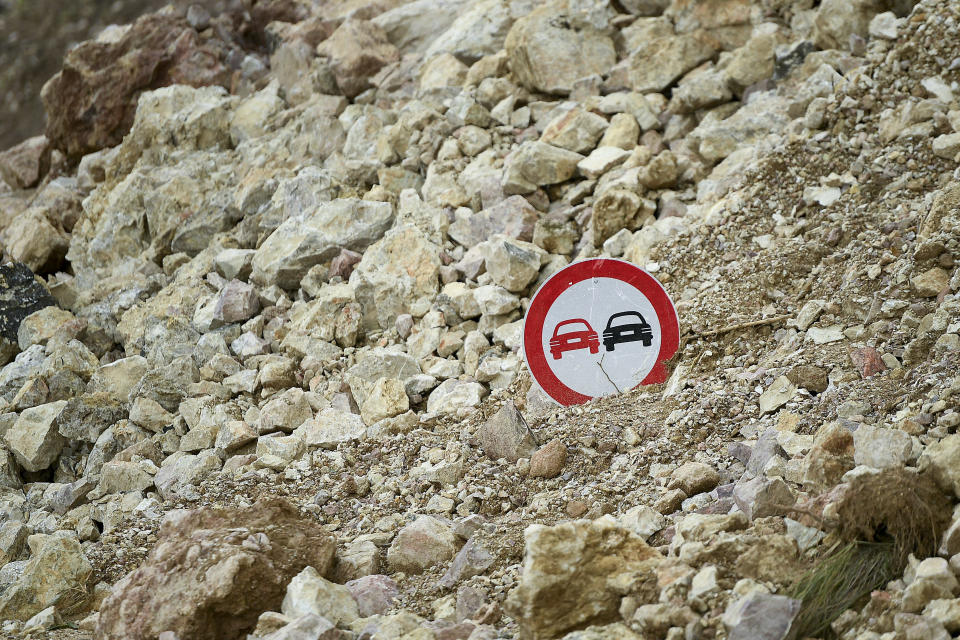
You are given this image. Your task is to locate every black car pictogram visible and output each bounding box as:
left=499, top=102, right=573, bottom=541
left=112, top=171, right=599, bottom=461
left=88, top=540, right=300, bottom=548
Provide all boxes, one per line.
left=602, top=311, right=653, bottom=351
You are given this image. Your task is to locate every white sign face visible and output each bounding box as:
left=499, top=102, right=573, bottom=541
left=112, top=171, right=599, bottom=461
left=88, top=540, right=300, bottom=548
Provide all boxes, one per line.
left=523, top=259, right=680, bottom=406
left=540, top=277, right=662, bottom=397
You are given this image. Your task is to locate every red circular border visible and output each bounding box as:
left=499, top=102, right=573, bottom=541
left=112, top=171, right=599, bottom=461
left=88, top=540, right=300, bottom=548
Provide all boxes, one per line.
left=523, top=258, right=679, bottom=406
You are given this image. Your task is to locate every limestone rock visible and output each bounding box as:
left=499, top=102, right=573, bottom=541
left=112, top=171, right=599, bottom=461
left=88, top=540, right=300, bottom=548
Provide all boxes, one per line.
left=281, top=566, right=359, bottom=626
left=297, top=408, right=367, bottom=449
left=852, top=425, right=913, bottom=469
left=479, top=401, right=537, bottom=463
left=427, top=379, right=488, bottom=415
left=350, top=225, right=441, bottom=330
left=317, top=20, right=400, bottom=99
left=387, top=516, right=461, bottom=574
left=502, top=142, right=584, bottom=195
left=813, top=0, right=884, bottom=51
left=252, top=199, right=394, bottom=290
left=540, top=107, right=609, bottom=154
left=0, top=532, right=92, bottom=621
left=360, top=378, right=410, bottom=425
left=96, top=498, right=336, bottom=640
left=0, top=136, right=50, bottom=190
left=505, top=2, right=616, bottom=95
left=621, top=34, right=714, bottom=93
left=482, top=237, right=543, bottom=293
left=529, top=440, right=567, bottom=479
left=506, top=516, right=664, bottom=639
left=4, top=401, right=67, bottom=472
left=919, top=434, right=960, bottom=498
left=759, top=376, right=795, bottom=413
left=669, top=462, right=720, bottom=496
left=591, top=188, right=655, bottom=247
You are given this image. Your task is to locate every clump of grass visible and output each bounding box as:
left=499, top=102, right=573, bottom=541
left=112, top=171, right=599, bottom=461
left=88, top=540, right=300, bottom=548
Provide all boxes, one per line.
left=786, top=468, right=952, bottom=639
left=788, top=540, right=896, bottom=639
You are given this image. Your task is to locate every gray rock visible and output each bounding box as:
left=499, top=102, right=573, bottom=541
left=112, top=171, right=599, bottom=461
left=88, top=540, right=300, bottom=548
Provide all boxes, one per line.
left=747, top=429, right=788, bottom=475
left=3, top=401, right=67, bottom=472
left=733, top=476, right=795, bottom=521
left=214, top=280, right=260, bottom=324
left=345, top=575, right=398, bottom=618
left=853, top=425, right=914, bottom=469
left=478, top=401, right=537, bottom=463
left=252, top=199, right=394, bottom=289
left=725, top=592, right=801, bottom=640
left=57, top=393, right=126, bottom=443
left=439, top=538, right=495, bottom=589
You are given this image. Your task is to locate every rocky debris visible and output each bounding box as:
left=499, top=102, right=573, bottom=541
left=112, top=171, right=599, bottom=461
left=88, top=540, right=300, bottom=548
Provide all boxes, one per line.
left=0, top=0, right=959, bottom=637
left=96, top=498, right=335, bottom=640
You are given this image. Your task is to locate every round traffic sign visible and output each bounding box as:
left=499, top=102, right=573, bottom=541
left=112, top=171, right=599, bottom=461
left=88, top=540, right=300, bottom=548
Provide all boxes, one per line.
left=523, top=258, right=679, bottom=406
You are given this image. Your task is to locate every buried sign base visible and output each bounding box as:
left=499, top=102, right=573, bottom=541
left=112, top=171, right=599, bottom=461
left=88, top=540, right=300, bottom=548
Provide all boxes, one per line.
left=523, top=258, right=679, bottom=406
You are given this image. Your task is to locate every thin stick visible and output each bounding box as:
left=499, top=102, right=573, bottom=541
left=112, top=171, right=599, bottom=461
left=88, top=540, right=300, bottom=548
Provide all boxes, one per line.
left=686, top=314, right=792, bottom=340
left=597, top=355, right=622, bottom=394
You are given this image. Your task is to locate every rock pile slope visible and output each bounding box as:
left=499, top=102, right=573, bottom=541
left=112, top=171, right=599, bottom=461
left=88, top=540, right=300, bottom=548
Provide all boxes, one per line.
left=1, top=0, right=960, bottom=638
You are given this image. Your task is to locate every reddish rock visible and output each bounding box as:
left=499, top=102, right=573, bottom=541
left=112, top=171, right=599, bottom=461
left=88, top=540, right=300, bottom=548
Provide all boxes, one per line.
left=317, top=20, right=400, bottom=98
left=0, top=136, right=50, bottom=190
left=849, top=346, right=887, bottom=379
left=41, top=0, right=303, bottom=159
left=329, top=249, right=363, bottom=280
left=41, top=14, right=228, bottom=158
left=95, top=497, right=335, bottom=640
left=529, top=439, right=567, bottom=479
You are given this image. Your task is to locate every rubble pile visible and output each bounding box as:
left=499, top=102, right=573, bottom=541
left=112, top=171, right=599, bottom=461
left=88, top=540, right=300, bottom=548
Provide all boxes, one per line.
left=0, top=0, right=959, bottom=638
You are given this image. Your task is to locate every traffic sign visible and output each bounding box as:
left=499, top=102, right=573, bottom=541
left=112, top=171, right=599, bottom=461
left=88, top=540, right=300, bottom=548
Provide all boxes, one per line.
left=523, top=258, right=679, bottom=406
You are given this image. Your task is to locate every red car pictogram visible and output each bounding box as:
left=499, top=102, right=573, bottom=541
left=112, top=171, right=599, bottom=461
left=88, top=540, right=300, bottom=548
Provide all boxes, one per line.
left=550, top=318, right=600, bottom=359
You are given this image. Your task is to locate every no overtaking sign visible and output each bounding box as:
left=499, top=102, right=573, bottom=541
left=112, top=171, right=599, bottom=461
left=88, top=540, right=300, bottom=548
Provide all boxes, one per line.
left=523, top=258, right=680, bottom=406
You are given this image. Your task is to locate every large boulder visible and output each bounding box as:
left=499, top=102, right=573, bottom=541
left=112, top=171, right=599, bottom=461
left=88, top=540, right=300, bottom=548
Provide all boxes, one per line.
left=505, top=0, right=616, bottom=95
left=96, top=498, right=336, bottom=640
left=349, top=225, right=441, bottom=330
left=40, top=13, right=231, bottom=158
left=0, top=532, right=92, bottom=621
left=506, top=516, right=664, bottom=639
left=251, top=199, right=394, bottom=289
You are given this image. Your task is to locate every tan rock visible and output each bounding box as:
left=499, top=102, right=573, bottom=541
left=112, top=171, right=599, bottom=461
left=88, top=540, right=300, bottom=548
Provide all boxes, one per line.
left=505, top=1, right=616, bottom=95
left=96, top=498, right=336, bottom=640
left=506, top=516, right=664, bottom=639
left=317, top=20, right=399, bottom=98
left=529, top=440, right=567, bottom=478
left=0, top=532, right=92, bottom=621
